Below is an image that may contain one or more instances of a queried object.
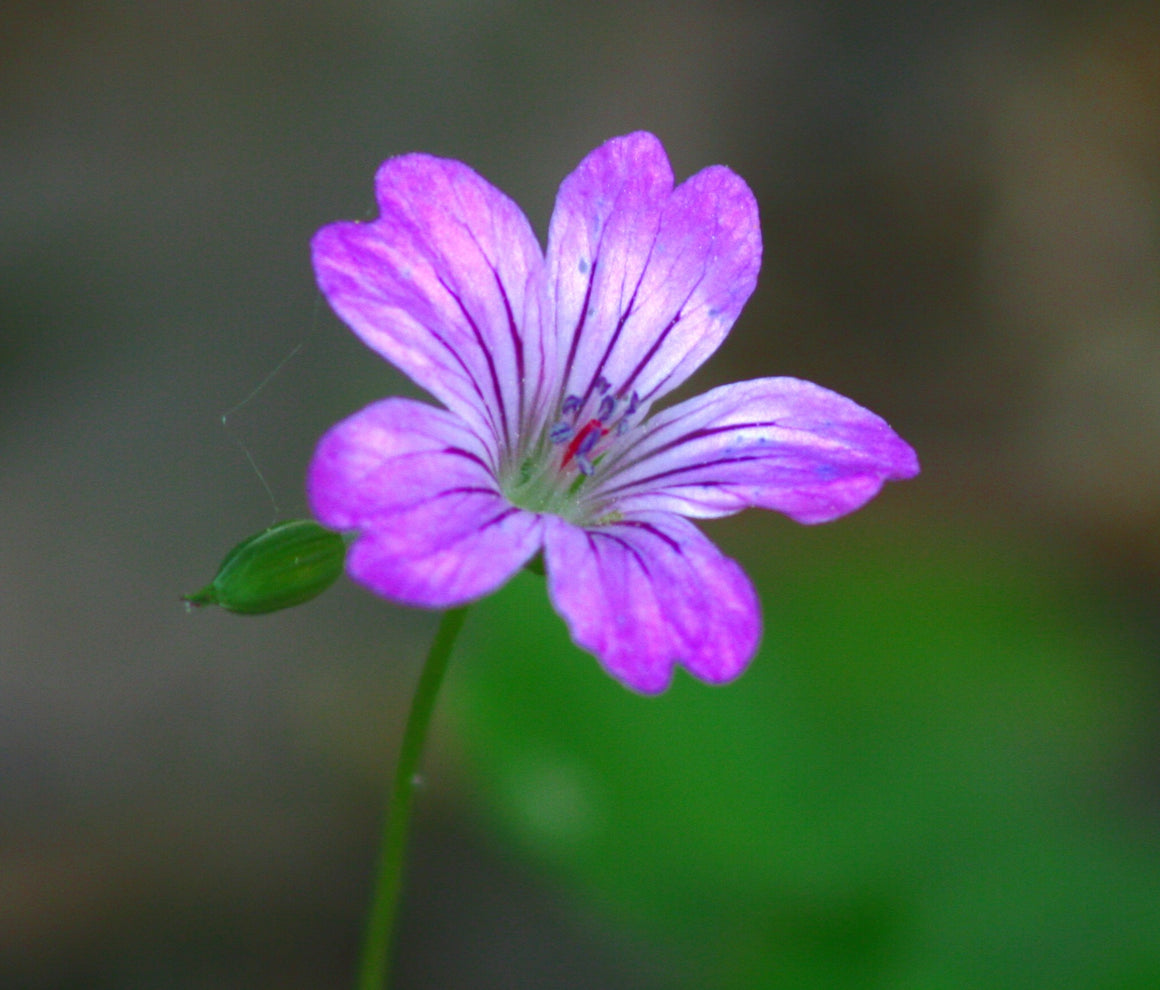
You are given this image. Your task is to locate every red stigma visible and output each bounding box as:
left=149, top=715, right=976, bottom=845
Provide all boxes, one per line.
left=561, top=418, right=608, bottom=468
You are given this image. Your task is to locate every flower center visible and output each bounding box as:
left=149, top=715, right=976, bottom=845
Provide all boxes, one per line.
left=499, top=381, right=640, bottom=524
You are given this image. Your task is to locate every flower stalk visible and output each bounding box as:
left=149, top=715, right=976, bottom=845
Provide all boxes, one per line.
left=358, top=606, right=469, bottom=990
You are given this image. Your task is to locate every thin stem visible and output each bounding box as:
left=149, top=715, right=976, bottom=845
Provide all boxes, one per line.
left=357, top=606, right=470, bottom=990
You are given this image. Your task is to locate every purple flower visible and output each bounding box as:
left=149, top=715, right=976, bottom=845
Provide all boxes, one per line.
left=308, top=132, right=919, bottom=694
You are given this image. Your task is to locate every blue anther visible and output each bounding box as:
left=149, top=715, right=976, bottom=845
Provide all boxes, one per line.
left=594, top=375, right=611, bottom=394
left=576, top=427, right=602, bottom=456
left=561, top=394, right=581, bottom=417
left=549, top=420, right=573, bottom=443
left=596, top=394, right=615, bottom=422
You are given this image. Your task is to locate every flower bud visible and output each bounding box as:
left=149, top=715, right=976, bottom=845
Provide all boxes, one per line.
left=184, top=520, right=347, bottom=614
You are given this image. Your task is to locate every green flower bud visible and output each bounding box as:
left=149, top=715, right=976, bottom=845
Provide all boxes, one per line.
left=184, top=519, right=347, bottom=614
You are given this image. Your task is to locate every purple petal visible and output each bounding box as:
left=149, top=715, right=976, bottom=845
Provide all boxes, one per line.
left=595, top=378, right=920, bottom=524
left=546, top=132, right=761, bottom=421
left=308, top=397, right=542, bottom=607
left=312, top=154, right=548, bottom=452
left=543, top=513, right=760, bottom=694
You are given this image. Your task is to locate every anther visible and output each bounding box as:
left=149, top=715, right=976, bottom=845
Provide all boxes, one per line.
left=577, top=426, right=603, bottom=456
left=561, top=418, right=607, bottom=470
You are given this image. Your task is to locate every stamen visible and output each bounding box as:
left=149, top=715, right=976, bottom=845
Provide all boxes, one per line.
left=573, top=424, right=605, bottom=476
left=561, top=394, right=582, bottom=418
left=594, top=375, right=611, bottom=394
left=549, top=420, right=573, bottom=443
left=596, top=394, right=616, bottom=422
left=577, top=426, right=603, bottom=456
left=625, top=391, right=640, bottom=416
left=561, top=418, right=607, bottom=469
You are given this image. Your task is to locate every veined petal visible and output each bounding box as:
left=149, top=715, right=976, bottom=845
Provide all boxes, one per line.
left=312, top=154, right=547, bottom=452
left=594, top=378, right=920, bottom=524
left=309, top=397, right=497, bottom=522
left=308, top=136, right=921, bottom=692
left=346, top=505, right=543, bottom=608
left=308, top=397, right=542, bottom=606
left=546, top=132, right=761, bottom=422
left=543, top=513, right=760, bottom=694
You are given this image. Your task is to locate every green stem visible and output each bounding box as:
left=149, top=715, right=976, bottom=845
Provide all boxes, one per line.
left=357, top=606, right=469, bottom=990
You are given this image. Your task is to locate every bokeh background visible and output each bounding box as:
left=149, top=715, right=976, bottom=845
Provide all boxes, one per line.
left=4, top=2, right=1160, bottom=987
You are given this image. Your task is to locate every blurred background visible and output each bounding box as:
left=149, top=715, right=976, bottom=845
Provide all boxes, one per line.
left=4, top=1, right=1160, bottom=986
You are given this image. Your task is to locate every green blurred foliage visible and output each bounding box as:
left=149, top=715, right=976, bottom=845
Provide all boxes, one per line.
left=449, top=511, right=1160, bottom=988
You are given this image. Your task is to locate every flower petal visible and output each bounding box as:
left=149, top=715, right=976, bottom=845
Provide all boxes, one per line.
left=312, top=154, right=547, bottom=452
left=308, top=397, right=542, bottom=607
left=546, top=132, right=761, bottom=423
left=543, top=513, right=760, bottom=694
left=594, top=378, right=920, bottom=524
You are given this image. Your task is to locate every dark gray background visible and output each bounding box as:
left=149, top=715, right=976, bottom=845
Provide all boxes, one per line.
left=4, top=2, right=1159, bottom=986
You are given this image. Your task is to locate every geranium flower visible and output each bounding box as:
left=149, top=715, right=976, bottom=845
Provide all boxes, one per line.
left=308, top=132, right=919, bottom=694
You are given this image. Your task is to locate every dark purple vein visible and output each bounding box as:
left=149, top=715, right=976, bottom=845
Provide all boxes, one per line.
left=442, top=445, right=493, bottom=474
left=560, top=257, right=598, bottom=390
left=596, top=454, right=765, bottom=501
left=604, top=418, right=785, bottom=480
left=613, top=518, right=682, bottom=555
left=478, top=506, right=523, bottom=533
left=590, top=528, right=651, bottom=576
left=489, top=263, right=525, bottom=429
left=437, top=276, right=511, bottom=452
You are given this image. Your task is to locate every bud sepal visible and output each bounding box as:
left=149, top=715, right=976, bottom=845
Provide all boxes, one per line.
left=184, top=519, right=347, bottom=614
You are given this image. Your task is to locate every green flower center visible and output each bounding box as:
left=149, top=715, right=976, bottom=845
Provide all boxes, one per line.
left=501, top=443, right=593, bottom=523
left=500, top=387, right=641, bottom=526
